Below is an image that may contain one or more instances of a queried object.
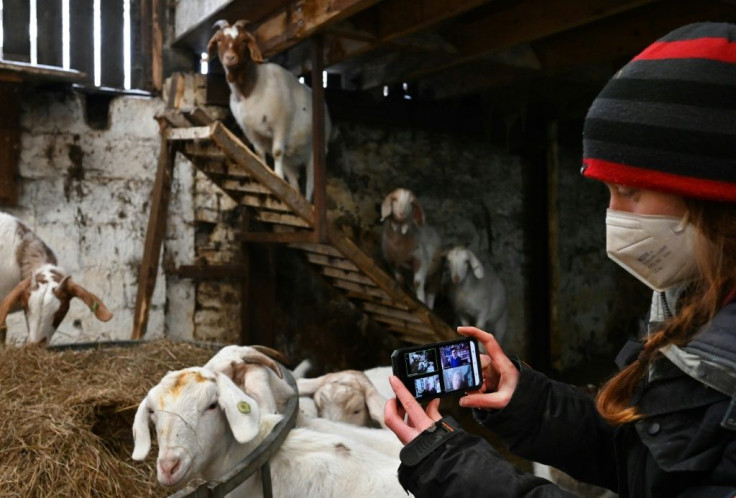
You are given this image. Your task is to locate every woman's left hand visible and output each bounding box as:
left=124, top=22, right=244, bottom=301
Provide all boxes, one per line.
left=384, top=375, right=442, bottom=445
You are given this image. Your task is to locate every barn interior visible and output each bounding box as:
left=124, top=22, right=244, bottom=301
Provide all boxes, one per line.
left=2, top=0, right=735, bottom=392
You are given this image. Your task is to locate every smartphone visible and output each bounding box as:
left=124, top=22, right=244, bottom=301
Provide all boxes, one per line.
left=391, top=337, right=483, bottom=402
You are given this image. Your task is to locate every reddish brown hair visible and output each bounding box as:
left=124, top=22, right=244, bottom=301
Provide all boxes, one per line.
left=596, top=200, right=736, bottom=424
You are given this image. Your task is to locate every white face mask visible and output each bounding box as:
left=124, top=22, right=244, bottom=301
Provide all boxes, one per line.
left=605, top=209, right=698, bottom=292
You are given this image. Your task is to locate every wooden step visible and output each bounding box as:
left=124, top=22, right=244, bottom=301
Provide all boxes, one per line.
left=305, top=253, right=359, bottom=272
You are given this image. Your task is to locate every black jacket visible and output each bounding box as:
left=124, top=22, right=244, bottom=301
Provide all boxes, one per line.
left=397, top=302, right=736, bottom=498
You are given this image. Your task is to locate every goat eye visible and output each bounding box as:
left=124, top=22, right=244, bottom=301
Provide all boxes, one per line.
left=207, top=402, right=218, bottom=410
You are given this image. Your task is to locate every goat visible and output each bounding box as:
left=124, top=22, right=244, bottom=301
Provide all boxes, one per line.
left=207, top=19, right=331, bottom=202
left=297, top=369, right=387, bottom=428
left=0, top=212, right=112, bottom=345
left=380, top=188, right=442, bottom=308
left=132, top=366, right=407, bottom=497
left=445, top=246, right=508, bottom=343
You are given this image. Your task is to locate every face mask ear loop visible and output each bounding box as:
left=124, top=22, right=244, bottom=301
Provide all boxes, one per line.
left=674, top=211, right=690, bottom=233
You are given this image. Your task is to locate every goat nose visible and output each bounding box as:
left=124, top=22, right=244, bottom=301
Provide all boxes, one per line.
left=223, top=54, right=237, bottom=65
left=159, top=456, right=181, bottom=478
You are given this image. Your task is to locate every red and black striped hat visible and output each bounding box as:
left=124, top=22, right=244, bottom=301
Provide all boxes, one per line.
left=582, top=22, right=736, bottom=202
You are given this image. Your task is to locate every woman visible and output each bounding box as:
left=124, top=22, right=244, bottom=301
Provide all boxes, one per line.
left=385, top=22, right=736, bottom=498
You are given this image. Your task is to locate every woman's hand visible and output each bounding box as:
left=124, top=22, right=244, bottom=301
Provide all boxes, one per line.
left=385, top=376, right=442, bottom=445
left=457, top=326, right=519, bottom=410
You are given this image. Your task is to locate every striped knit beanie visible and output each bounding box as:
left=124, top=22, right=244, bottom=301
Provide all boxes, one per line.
left=582, top=22, right=736, bottom=202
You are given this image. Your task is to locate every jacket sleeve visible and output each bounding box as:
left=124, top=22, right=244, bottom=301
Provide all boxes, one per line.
left=472, top=361, right=619, bottom=490
left=397, top=416, right=579, bottom=498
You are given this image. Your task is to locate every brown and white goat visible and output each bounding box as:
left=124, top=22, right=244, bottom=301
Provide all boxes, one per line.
left=207, top=19, right=331, bottom=202
left=380, top=188, right=443, bottom=309
left=0, top=212, right=112, bottom=345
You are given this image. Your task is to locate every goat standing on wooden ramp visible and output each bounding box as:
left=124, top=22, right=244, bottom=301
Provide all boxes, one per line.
left=207, top=19, right=331, bottom=202
left=0, top=212, right=112, bottom=345
left=380, top=188, right=443, bottom=309
left=446, top=246, right=508, bottom=344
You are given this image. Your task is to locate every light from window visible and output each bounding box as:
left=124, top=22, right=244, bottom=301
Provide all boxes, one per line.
left=123, top=0, right=130, bottom=89
left=29, top=0, right=37, bottom=64
left=383, top=85, right=389, bottom=97
left=93, top=0, right=100, bottom=86
left=200, top=52, right=208, bottom=74
left=62, top=0, right=70, bottom=69
left=299, top=76, right=305, bottom=84
left=322, top=70, right=327, bottom=88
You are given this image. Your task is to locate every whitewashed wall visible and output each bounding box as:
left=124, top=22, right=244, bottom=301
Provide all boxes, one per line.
left=3, top=88, right=198, bottom=345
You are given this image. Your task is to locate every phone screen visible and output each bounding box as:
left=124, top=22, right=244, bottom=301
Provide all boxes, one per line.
left=391, top=337, right=482, bottom=402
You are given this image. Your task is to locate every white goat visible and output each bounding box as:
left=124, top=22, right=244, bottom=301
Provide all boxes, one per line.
left=445, top=246, right=508, bottom=343
left=380, top=188, right=442, bottom=308
left=132, top=366, right=408, bottom=497
left=297, top=369, right=387, bottom=428
left=0, top=212, right=112, bottom=345
left=207, top=19, right=331, bottom=202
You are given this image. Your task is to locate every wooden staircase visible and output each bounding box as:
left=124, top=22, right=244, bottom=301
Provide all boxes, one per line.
left=131, top=107, right=455, bottom=345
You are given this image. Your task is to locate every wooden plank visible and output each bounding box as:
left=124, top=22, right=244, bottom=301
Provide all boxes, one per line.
left=371, top=315, right=435, bottom=335
left=238, top=194, right=292, bottom=213
left=183, top=142, right=226, bottom=158
left=241, top=230, right=318, bottom=244
left=220, top=178, right=270, bottom=194
left=0, top=61, right=85, bottom=84
left=182, top=107, right=215, bottom=126
left=3, top=0, right=30, bottom=62
left=151, top=0, right=163, bottom=91
left=255, top=211, right=311, bottom=228
left=166, top=126, right=213, bottom=141
left=332, top=279, right=390, bottom=300
left=210, top=122, right=315, bottom=226
left=131, top=0, right=149, bottom=90
left=288, top=243, right=342, bottom=257
left=305, top=253, right=359, bottom=272
left=362, top=302, right=424, bottom=324
left=0, top=82, right=21, bottom=206
left=342, top=290, right=399, bottom=308
left=100, top=0, right=125, bottom=87
left=131, top=131, right=178, bottom=339
left=69, top=0, right=95, bottom=87
left=37, top=0, right=63, bottom=67
left=322, top=267, right=376, bottom=286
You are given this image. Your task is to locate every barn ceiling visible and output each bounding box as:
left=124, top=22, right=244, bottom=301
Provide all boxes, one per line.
left=173, top=0, right=736, bottom=108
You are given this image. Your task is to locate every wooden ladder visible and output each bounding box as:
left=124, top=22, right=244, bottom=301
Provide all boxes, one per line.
left=131, top=107, right=455, bottom=345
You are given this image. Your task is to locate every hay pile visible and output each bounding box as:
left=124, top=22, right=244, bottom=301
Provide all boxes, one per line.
left=0, top=340, right=218, bottom=498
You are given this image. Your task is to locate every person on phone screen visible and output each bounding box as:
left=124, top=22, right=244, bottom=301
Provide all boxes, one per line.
left=384, top=22, right=736, bottom=498
left=448, top=348, right=463, bottom=368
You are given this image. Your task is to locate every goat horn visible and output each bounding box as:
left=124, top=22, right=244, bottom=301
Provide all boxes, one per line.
left=234, top=19, right=252, bottom=29
left=212, top=19, right=230, bottom=30
left=251, top=345, right=291, bottom=367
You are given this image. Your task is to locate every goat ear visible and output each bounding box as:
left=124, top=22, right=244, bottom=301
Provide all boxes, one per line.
left=296, top=374, right=329, bottom=396
left=64, top=279, right=113, bottom=322
left=411, top=201, right=425, bottom=226
left=356, top=376, right=387, bottom=427
left=0, top=277, right=31, bottom=327
left=380, top=195, right=393, bottom=222
left=216, top=373, right=261, bottom=443
left=131, top=397, right=152, bottom=461
left=244, top=31, right=264, bottom=63
left=207, top=34, right=220, bottom=61
left=467, top=250, right=484, bottom=279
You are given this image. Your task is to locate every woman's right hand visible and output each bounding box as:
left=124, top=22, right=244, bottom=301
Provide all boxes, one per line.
left=457, top=326, right=519, bottom=411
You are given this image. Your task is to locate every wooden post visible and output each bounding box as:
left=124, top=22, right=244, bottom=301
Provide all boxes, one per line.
left=310, top=35, right=327, bottom=243
left=240, top=211, right=251, bottom=345
left=131, top=125, right=177, bottom=339
left=0, top=77, right=21, bottom=206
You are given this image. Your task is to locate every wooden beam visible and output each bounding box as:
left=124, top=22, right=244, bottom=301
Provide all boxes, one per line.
left=535, top=0, right=736, bottom=73
left=0, top=82, right=21, bottom=206
left=254, top=0, right=384, bottom=58
left=131, top=130, right=177, bottom=339
left=311, top=35, right=328, bottom=243
left=352, top=0, right=658, bottom=90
